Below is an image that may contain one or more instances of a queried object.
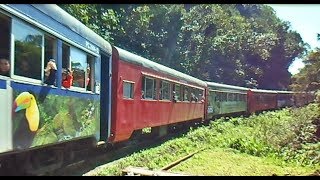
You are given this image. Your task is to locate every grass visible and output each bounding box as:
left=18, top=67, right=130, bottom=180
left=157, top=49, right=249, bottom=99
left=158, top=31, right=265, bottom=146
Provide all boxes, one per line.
left=84, top=103, right=320, bottom=176
left=170, top=148, right=315, bottom=176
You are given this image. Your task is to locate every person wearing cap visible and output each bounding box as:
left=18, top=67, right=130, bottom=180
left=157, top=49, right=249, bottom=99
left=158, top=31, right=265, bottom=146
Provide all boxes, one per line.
left=44, top=58, right=57, bottom=85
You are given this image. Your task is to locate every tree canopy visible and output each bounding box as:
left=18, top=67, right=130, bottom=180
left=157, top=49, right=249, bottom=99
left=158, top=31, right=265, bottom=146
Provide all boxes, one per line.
left=59, top=4, right=307, bottom=90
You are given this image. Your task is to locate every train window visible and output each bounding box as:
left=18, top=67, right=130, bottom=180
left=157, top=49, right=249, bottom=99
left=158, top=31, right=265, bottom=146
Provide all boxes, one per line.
left=43, top=35, right=57, bottom=85
left=173, top=84, right=181, bottom=101
left=160, top=80, right=170, bottom=100
left=221, top=92, right=227, bottom=102
left=13, top=19, right=43, bottom=80
left=86, top=55, right=94, bottom=91
left=70, top=47, right=87, bottom=88
left=62, top=43, right=70, bottom=69
left=183, top=86, right=189, bottom=102
left=192, top=88, right=200, bottom=102
left=216, top=92, right=221, bottom=102
left=198, top=90, right=204, bottom=102
left=238, top=94, right=244, bottom=101
left=123, top=81, right=134, bottom=99
left=44, top=36, right=56, bottom=62
left=62, top=43, right=94, bottom=91
left=142, top=76, right=156, bottom=100
left=0, top=13, right=11, bottom=77
left=227, top=93, right=233, bottom=101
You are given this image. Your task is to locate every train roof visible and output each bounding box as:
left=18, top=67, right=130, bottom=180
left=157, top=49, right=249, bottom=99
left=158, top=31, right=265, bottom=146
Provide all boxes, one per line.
left=4, top=4, right=112, bottom=55
left=249, top=88, right=278, bottom=93
left=115, top=47, right=207, bottom=88
left=276, top=90, right=295, bottom=94
left=205, top=81, right=249, bottom=93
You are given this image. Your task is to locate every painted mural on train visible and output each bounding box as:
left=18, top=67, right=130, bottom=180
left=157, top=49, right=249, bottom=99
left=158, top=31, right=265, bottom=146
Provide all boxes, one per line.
left=12, top=90, right=99, bottom=149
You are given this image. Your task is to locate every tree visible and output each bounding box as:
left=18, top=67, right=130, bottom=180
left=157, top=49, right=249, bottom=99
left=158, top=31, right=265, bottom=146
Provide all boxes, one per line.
left=291, top=48, right=320, bottom=92
left=59, top=4, right=306, bottom=90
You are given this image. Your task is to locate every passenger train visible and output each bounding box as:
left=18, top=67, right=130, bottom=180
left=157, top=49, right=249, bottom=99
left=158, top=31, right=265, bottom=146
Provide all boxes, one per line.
left=0, top=4, right=314, bottom=174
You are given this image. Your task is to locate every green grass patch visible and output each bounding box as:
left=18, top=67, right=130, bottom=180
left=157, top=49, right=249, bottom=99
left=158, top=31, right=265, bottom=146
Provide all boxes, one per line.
left=85, top=103, right=320, bottom=176
left=171, top=148, right=315, bottom=176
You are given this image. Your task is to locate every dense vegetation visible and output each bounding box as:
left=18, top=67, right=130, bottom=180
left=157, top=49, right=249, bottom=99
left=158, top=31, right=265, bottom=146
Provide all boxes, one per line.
left=85, top=103, right=320, bottom=176
left=291, top=46, right=320, bottom=93
left=59, top=4, right=307, bottom=90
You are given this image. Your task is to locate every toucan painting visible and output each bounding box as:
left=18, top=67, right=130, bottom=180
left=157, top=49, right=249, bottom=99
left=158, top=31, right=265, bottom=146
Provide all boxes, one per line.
left=13, top=91, right=39, bottom=149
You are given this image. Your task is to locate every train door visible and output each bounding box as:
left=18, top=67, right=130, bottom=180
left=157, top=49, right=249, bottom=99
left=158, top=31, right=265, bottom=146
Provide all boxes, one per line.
left=99, top=52, right=111, bottom=141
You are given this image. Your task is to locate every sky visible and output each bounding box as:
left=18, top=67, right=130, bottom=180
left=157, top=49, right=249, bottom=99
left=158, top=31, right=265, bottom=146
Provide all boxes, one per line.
left=268, top=4, right=320, bottom=75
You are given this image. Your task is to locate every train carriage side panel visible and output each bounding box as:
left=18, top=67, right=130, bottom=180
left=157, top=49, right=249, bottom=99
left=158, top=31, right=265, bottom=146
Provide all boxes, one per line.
left=0, top=4, right=114, bottom=152
left=0, top=79, right=13, bottom=153
left=276, top=91, right=294, bottom=108
left=109, top=47, right=206, bottom=142
left=206, top=82, right=248, bottom=118
left=247, top=89, right=277, bottom=113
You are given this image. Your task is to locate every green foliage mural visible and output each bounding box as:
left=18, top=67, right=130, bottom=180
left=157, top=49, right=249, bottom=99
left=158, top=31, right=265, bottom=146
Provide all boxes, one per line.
left=12, top=90, right=99, bottom=149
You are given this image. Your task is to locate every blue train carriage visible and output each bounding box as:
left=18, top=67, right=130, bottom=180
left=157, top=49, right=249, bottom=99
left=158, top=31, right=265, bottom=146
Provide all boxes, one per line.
left=205, top=82, right=249, bottom=119
left=0, top=4, right=112, bottom=162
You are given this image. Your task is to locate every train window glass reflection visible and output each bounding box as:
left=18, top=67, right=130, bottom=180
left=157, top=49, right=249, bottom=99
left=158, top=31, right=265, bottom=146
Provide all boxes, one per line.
left=70, top=47, right=87, bottom=88
left=123, top=81, right=134, bottom=99
left=13, top=19, right=43, bottom=80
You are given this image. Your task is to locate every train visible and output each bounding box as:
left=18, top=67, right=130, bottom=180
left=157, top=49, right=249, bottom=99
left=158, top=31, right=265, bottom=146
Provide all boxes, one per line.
left=0, top=4, right=315, bottom=174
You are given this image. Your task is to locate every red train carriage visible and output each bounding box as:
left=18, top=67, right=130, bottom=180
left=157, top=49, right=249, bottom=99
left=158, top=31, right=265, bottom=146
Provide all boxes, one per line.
left=247, top=89, right=278, bottom=113
left=276, top=91, right=294, bottom=108
left=109, top=47, right=207, bottom=142
left=293, top=91, right=315, bottom=107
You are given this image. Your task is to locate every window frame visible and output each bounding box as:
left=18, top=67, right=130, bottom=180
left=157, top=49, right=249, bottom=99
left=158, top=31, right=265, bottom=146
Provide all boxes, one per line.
left=160, top=80, right=171, bottom=101
left=123, top=80, right=134, bottom=99
left=11, top=18, right=45, bottom=84
left=142, top=76, right=156, bottom=100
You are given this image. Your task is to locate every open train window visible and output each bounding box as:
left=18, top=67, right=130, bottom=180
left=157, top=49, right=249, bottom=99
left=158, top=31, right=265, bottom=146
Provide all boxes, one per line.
left=123, top=80, right=134, bottom=99
left=173, top=84, right=181, bottom=102
left=70, top=47, right=86, bottom=89
left=0, top=13, right=11, bottom=77
left=62, top=43, right=94, bottom=91
left=190, top=88, right=196, bottom=102
left=183, top=86, right=189, bottom=102
left=142, top=76, right=156, bottom=100
left=86, top=55, right=94, bottom=91
left=198, top=89, right=204, bottom=102
left=160, top=80, right=170, bottom=100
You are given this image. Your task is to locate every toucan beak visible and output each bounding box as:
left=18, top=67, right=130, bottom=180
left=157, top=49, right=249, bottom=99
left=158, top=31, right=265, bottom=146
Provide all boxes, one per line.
left=14, top=98, right=30, bottom=112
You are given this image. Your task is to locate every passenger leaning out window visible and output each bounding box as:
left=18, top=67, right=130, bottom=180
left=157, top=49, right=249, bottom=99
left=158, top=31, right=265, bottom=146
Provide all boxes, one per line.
left=62, top=68, right=73, bottom=88
left=44, top=59, right=57, bottom=85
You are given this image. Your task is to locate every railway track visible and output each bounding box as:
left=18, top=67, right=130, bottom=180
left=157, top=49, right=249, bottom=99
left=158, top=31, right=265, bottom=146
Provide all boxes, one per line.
left=48, top=124, right=199, bottom=176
